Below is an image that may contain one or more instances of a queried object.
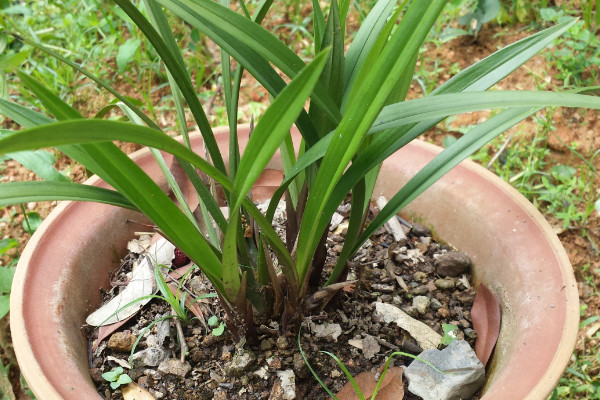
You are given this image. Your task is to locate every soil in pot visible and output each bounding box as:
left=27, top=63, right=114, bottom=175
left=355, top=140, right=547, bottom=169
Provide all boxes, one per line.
left=87, top=203, right=482, bottom=400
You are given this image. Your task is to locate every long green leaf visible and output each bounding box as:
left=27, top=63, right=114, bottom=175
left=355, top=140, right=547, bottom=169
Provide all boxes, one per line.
left=0, top=181, right=137, bottom=209
left=371, top=90, right=600, bottom=132
left=343, top=0, right=400, bottom=98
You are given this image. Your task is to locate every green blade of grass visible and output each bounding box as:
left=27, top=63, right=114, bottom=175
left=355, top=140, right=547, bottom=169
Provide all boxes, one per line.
left=0, top=181, right=137, bottom=209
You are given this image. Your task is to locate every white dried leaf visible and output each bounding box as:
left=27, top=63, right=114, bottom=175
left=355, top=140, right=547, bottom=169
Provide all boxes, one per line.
left=107, top=356, right=132, bottom=369
left=374, top=302, right=442, bottom=350
left=86, top=238, right=175, bottom=326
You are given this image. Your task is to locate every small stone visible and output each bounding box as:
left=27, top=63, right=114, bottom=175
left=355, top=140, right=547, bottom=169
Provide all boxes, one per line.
left=371, top=283, right=395, bottom=292
left=413, top=271, right=428, bottom=282
left=107, top=332, right=136, bottom=352
left=380, top=294, right=393, bottom=302
left=276, top=370, right=296, bottom=400
left=293, top=353, right=308, bottom=378
left=202, top=334, right=218, bottom=347
left=261, top=338, right=275, bottom=351
left=411, top=223, right=431, bottom=237
left=404, top=305, right=418, bottom=317
left=362, top=335, right=381, bottom=359
left=429, top=298, right=443, bottom=311
left=89, top=368, right=104, bottom=383
left=405, top=340, right=485, bottom=400
left=213, top=390, right=228, bottom=400
left=269, top=381, right=285, bottom=400
left=157, top=358, right=191, bottom=377
left=276, top=336, right=289, bottom=350
left=330, top=212, right=344, bottom=231
left=412, top=285, right=429, bottom=295
left=427, top=280, right=437, bottom=292
left=267, top=356, right=282, bottom=369
left=131, top=347, right=168, bottom=367
left=459, top=319, right=471, bottom=329
left=413, top=296, right=430, bottom=314
left=255, top=365, right=269, bottom=380
left=435, top=278, right=456, bottom=290
left=311, top=322, right=342, bottom=342
left=337, top=203, right=351, bottom=216
left=464, top=328, right=478, bottom=339
left=456, top=288, right=476, bottom=304
left=437, top=308, right=450, bottom=318
left=434, top=252, right=472, bottom=277
left=227, top=349, right=256, bottom=376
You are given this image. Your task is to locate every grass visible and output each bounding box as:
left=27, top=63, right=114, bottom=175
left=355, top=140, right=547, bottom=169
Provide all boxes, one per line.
left=1, top=0, right=599, bottom=398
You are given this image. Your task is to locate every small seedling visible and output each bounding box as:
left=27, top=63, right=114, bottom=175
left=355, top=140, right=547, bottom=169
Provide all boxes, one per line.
left=441, top=323, right=459, bottom=346
left=101, top=366, right=132, bottom=390
left=208, top=315, right=225, bottom=336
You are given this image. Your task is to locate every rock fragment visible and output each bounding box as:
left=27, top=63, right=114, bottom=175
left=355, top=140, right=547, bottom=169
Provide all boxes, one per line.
left=131, top=347, right=168, bottom=367
left=413, top=296, right=430, bottom=314
left=404, top=340, right=485, bottom=400
left=157, top=358, right=191, bottom=377
left=227, top=349, right=257, bottom=376
left=107, top=332, right=136, bottom=352
left=434, top=252, right=472, bottom=277
left=311, top=322, right=342, bottom=342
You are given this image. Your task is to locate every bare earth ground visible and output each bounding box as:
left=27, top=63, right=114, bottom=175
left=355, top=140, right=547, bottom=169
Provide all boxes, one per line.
left=1, top=21, right=599, bottom=398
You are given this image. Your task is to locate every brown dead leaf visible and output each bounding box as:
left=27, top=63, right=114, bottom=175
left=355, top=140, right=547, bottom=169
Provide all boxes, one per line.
left=336, top=367, right=404, bottom=400
left=122, top=382, right=156, bottom=400
left=471, top=282, right=501, bottom=367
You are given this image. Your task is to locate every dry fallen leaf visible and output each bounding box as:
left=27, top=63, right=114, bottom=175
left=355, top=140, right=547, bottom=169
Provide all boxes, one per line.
left=336, top=366, right=404, bottom=400
left=86, top=238, right=175, bottom=326
left=471, top=282, right=501, bottom=367
left=122, top=382, right=156, bottom=400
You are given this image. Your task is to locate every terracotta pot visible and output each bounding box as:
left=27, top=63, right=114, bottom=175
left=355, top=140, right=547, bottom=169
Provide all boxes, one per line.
left=11, top=125, right=578, bottom=399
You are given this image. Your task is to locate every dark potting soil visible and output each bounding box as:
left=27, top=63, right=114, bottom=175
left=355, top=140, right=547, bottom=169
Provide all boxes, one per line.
left=88, top=208, right=478, bottom=400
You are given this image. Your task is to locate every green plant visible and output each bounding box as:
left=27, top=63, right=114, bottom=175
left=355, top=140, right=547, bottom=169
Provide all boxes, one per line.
left=440, top=323, right=459, bottom=346
left=208, top=315, right=226, bottom=336
left=101, top=366, right=132, bottom=390
left=0, top=0, right=599, bottom=346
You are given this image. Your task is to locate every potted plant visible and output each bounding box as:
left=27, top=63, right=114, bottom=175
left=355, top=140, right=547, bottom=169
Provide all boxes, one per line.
left=0, top=0, right=597, bottom=398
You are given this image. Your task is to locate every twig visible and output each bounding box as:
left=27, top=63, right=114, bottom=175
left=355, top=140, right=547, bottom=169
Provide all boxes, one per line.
left=486, top=134, right=512, bottom=169
left=172, top=307, right=188, bottom=363
left=376, top=196, right=407, bottom=243
left=374, top=336, right=400, bottom=351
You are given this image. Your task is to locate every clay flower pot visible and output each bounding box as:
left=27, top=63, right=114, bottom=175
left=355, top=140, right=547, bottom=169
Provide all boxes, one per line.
left=11, top=126, right=578, bottom=399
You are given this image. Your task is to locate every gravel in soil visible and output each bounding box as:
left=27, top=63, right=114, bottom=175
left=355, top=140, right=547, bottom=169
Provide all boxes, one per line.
left=88, top=209, right=478, bottom=400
